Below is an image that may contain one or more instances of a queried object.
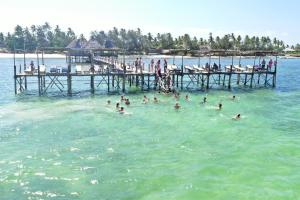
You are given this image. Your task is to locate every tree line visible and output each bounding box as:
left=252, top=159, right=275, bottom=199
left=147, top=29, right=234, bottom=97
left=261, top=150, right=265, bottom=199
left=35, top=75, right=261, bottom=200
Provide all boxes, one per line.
left=0, top=22, right=298, bottom=53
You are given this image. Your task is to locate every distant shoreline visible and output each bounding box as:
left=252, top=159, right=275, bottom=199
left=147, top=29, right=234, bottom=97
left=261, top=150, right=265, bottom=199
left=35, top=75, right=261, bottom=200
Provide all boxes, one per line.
left=0, top=53, right=65, bottom=59
left=0, top=52, right=299, bottom=59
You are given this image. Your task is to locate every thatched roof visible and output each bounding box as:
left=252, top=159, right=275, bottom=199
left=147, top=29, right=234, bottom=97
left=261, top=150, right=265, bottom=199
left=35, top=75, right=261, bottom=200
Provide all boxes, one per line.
left=83, top=40, right=103, bottom=50
left=66, top=38, right=87, bottom=49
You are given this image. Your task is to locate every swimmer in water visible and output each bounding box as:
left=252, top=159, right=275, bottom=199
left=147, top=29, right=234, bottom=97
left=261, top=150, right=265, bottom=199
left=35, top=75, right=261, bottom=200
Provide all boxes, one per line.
left=107, top=100, right=111, bottom=105
left=201, top=97, right=207, bottom=104
left=153, top=97, right=158, bottom=103
left=119, top=107, right=125, bottom=114
left=217, top=103, right=222, bottom=110
left=185, top=94, right=189, bottom=101
left=125, top=99, right=130, bottom=105
left=116, top=102, right=120, bottom=109
left=121, top=95, right=125, bottom=101
left=143, top=98, right=147, bottom=104
left=231, top=95, right=236, bottom=100
left=174, top=103, right=180, bottom=109
left=232, top=113, right=241, bottom=120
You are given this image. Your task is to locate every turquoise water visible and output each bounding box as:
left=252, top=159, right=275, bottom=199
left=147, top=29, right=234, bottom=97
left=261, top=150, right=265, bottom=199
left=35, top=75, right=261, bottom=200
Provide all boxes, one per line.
left=0, top=57, right=300, bottom=199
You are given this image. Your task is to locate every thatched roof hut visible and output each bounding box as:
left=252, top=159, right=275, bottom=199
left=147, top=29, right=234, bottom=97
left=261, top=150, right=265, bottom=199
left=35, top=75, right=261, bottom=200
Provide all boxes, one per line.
left=66, top=38, right=87, bottom=49
left=83, top=40, right=104, bottom=50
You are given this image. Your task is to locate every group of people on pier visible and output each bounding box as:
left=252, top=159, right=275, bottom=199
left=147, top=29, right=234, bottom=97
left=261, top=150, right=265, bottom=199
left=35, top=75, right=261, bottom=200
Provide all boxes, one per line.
left=260, top=58, right=276, bottom=70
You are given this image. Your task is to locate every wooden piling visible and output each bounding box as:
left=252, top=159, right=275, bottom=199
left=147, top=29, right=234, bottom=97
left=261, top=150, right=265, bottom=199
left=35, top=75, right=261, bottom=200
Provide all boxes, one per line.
left=250, top=56, right=256, bottom=88
left=37, top=52, right=41, bottom=95
left=181, top=56, right=183, bottom=90
left=67, top=64, right=72, bottom=96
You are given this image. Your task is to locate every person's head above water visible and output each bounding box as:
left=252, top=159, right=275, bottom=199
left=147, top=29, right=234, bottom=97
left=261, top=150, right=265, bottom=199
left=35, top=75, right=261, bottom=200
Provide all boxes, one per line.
left=107, top=100, right=111, bottom=104
left=218, top=103, right=222, bottom=109
left=116, top=102, right=120, bottom=108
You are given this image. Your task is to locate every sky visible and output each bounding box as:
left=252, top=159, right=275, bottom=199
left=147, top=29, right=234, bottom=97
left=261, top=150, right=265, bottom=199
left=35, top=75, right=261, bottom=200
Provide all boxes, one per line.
left=0, top=0, right=299, bottom=44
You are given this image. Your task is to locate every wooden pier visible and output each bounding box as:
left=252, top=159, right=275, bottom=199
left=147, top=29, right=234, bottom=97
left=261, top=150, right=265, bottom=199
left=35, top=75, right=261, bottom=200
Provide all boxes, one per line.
left=13, top=47, right=278, bottom=96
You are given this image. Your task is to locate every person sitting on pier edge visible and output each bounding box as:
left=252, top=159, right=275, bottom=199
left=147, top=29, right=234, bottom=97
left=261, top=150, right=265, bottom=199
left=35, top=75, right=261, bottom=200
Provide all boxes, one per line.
left=163, top=59, right=168, bottom=73
left=174, top=102, right=180, bottom=109
left=261, top=59, right=266, bottom=69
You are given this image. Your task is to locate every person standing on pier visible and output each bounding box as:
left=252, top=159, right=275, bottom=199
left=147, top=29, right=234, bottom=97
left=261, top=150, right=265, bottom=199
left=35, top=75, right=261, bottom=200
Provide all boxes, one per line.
left=268, top=59, right=273, bottom=69
left=30, top=60, right=35, bottom=71
left=135, top=58, right=139, bottom=73
left=163, top=59, right=168, bottom=73
left=261, top=59, right=266, bottom=69
left=156, top=60, right=162, bottom=78
left=150, top=59, right=154, bottom=72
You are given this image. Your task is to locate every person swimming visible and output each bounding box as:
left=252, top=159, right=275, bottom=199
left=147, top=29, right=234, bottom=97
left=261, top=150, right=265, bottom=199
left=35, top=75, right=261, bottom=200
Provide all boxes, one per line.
left=120, top=95, right=125, bottom=101
left=153, top=97, right=158, bottom=103
left=174, top=103, right=180, bottom=109
left=231, top=95, right=236, bottom=100
left=107, top=100, right=111, bottom=105
left=201, top=97, right=207, bottom=104
left=232, top=114, right=241, bottom=120
left=142, top=95, right=148, bottom=103
left=217, top=103, right=222, bottom=110
left=185, top=94, right=189, bottom=101
left=125, top=99, right=130, bottom=105
left=116, top=102, right=120, bottom=109
left=119, top=107, right=125, bottom=114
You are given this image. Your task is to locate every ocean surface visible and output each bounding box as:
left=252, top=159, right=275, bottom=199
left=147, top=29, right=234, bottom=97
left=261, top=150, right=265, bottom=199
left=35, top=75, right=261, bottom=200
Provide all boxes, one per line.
left=0, top=56, right=300, bottom=200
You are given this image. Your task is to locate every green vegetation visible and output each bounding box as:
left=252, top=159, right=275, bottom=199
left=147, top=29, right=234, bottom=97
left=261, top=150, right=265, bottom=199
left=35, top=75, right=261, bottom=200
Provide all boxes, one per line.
left=0, top=22, right=290, bottom=53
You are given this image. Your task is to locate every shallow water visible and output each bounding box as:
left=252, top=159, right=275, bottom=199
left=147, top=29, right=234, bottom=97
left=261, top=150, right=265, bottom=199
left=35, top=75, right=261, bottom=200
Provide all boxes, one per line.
left=0, top=57, right=300, bottom=199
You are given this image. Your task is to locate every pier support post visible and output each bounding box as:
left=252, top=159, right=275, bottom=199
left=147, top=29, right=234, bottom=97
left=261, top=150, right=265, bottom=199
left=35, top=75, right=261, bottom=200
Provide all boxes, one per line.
left=273, top=56, right=277, bottom=87
left=122, top=64, right=126, bottom=93
left=228, top=65, right=233, bottom=89
left=244, top=74, right=248, bottom=86
left=108, top=73, right=110, bottom=92
left=67, top=64, right=72, bottom=96
left=250, top=66, right=255, bottom=88
left=37, top=53, right=41, bottom=96
left=181, top=56, right=183, bottom=90
left=91, top=75, right=95, bottom=94
left=14, top=64, right=17, bottom=94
